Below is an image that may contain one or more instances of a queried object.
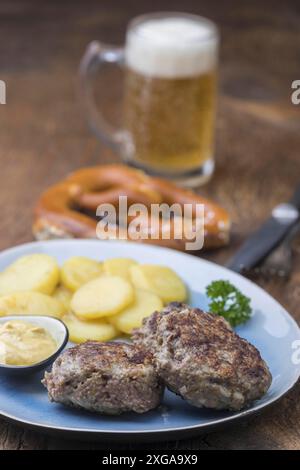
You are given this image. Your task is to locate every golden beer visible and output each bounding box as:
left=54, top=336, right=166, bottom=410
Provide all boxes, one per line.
left=123, top=13, right=219, bottom=185
left=124, top=69, right=217, bottom=173
left=80, top=13, right=218, bottom=187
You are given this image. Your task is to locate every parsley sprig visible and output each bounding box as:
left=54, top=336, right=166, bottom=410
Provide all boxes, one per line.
left=206, top=280, right=251, bottom=327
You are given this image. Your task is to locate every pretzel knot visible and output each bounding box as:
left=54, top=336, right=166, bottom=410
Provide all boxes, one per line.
left=33, top=164, right=230, bottom=251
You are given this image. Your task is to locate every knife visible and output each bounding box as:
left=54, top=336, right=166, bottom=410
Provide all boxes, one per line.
left=226, top=185, right=300, bottom=273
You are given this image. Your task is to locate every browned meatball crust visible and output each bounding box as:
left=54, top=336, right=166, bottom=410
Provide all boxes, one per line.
left=133, top=302, right=272, bottom=411
left=43, top=341, right=164, bottom=415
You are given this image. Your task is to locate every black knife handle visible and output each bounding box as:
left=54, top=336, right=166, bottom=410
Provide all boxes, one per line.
left=226, top=217, right=298, bottom=273
left=227, top=184, right=300, bottom=273
left=290, top=184, right=300, bottom=209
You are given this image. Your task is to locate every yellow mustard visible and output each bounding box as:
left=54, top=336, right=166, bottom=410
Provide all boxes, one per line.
left=0, top=320, right=57, bottom=366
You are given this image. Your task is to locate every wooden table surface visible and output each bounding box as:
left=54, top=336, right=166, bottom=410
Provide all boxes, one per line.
left=0, top=0, right=299, bottom=450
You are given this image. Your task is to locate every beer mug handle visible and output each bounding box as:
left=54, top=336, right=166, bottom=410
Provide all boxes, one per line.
left=79, top=41, right=126, bottom=152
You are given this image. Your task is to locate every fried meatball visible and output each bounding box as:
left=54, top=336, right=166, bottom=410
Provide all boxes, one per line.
left=42, top=341, right=164, bottom=415
left=133, top=302, right=272, bottom=411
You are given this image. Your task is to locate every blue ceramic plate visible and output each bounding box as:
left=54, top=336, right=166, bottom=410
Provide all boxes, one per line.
left=0, top=240, right=299, bottom=441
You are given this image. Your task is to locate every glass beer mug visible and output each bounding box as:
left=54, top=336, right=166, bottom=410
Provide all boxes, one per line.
left=80, top=12, right=219, bottom=187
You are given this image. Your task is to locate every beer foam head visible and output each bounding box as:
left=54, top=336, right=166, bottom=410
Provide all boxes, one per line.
left=125, top=16, right=218, bottom=78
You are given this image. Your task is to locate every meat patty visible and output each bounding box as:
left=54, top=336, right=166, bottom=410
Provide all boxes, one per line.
left=42, top=341, right=164, bottom=415
left=133, top=302, right=272, bottom=411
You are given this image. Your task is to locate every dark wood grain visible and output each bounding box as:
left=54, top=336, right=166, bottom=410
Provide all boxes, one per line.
left=0, top=0, right=299, bottom=450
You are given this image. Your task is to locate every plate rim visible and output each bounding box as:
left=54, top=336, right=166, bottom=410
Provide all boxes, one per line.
left=0, top=379, right=297, bottom=439
left=0, top=239, right=299, bottom=438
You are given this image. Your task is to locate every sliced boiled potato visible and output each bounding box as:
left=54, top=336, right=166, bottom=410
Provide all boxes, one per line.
left=0, top=254, right=59, bottom=296
left=0, top=291, right=65, bottom=318
left=61, top=256, right=103, bottom=292
left=52, top=285, right=72, bottom=311
left=129, top=265, right=152, bottom=291
left=110, top=288, right=163, bottom=334
left=62, top=312, right=118, bottom=343
left=71, top=275, right=134, bottom=319
left=103, top=258, right=137, bottom=281
left=129, top=264, right=187, bottom=304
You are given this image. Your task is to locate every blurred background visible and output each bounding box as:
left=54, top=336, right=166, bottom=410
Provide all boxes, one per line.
left=1, top=0, right=299, bottom=245
left=0, top=0, right=300, bottom=450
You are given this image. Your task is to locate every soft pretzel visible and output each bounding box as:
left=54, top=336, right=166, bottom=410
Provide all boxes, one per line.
left=33, top=164, right=230, bottom=250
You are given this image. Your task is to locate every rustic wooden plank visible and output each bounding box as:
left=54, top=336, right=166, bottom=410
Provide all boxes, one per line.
left=0, top=0, right=299, bottom=450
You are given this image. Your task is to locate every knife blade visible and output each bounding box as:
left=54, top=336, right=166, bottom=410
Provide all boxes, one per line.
left=226, top=185, right=300, bottom=273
